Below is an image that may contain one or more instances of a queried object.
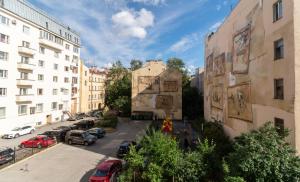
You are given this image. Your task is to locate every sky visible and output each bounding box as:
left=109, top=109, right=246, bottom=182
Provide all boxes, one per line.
left=28, top=0, right=239, bottom=72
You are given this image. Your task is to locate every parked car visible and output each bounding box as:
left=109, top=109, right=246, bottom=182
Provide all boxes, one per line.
left=89, top=160, right=122, bottom=182
left=0, top=147, right=14, bottom=165
left=19, top=135, right=55, bottom=149
left=39, top=130, right=65, bottom=143
left=74, top=119, right=95, bottom=130
left=75, top=112, right=88, bottom=120
left=65, top=130, right=97, bottom=146
left=117, top=141, right=137, bottom=158
left=88, top=110, right=103, bottom=118
left=2, top=125, right=35, bottom=139
left=87, top=128, right=106, bottom=138
left=53, top=126, right=72, bottom=131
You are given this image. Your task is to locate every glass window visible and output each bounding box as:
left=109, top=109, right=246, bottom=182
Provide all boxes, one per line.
left=274, top=38, right=284, bottom=60
left=0, top=107, right=5, bottom=119
left=274, top=79, right=284, bottom=100
left=22, top=41, right=30, bottom=48
left=64, top=77, right=69, bottom=83
left=38, top=74, right=44, bottom=81
left=53, top=89, right=58, bottom=95
left=23, top=25, right=30, bottom=34
left=19, top=88, right=28, bottom=95
left=64, top=66, right=69, bottom=72
left=0, top=69, right=8, bottom=78
left=65, top=55, right=70, bottom=61
left=21, top=56, right=29, bottom=64
left=0, top=15, right=9, bottom=25
left=0, top=33, right=9, bottom=44
left=39, top=47, right=45, bottom=54
left=0, top=88, right=6, bottom=96
left=275, top=118, right=284, bottom=136
left=59, top=104, right=63, bottom=110
left=37, top=88, right=43, bottom=95
left=18, top=105, right=27, bottom=115
left=0, top=51, right=8, bottom=61
left=38, top=60, right=44, bottom=67
left=65, top=44, right=70, bottom=50
left=53, top=76, right=58, bottom=82
left=54, top=64, right=58, bottom=70
left=36, top=104, right=43, bottom=113
left=20, top=72, right=28, bottom=80
left=273, top=0, right=283, bottom=22
left=51, top=102, right=57, bottom=110
left=30, top=107, right=35, bottom=115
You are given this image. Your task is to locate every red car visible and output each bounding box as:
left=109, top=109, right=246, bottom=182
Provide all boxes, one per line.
left=89, top=160, right=122, bottom=182
left=20, top=135, right=55, bottom=149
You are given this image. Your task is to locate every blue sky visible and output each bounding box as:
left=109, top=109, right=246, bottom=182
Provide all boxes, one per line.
left=28, top=0, right=239, bottom=72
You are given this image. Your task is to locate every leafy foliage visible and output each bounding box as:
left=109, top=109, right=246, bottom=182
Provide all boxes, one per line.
left=228, top=122, right=300, bottom=181
left=130, top=60, right=143, bottom=71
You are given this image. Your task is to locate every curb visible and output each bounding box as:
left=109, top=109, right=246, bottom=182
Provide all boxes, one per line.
left=0, top=143, right=62, bottom=173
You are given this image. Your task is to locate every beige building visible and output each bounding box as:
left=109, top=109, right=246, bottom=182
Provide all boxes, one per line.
left=132, top=61, right=182, bottom=120
left=80, top=61, right=106, bottom=113
left=204, top=0, right=300, bottom=152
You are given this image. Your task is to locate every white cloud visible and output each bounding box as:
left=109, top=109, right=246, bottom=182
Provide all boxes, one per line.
left=132, top=0, right=166, bottom=6
left=112, top=8, right=154, bottom=39
left=170, top=33, right=202, bottom=53
left=216, top=4, right=222, bottom=11
left=209, top=19, right=224, bottom=31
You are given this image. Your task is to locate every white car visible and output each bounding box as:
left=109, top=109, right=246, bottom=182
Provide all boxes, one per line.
left=2, top=126, right=35, bottom=139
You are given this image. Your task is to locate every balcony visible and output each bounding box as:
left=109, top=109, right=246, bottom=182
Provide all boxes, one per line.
left=16, top=94, right=34, bottom=103
left=16, top=79, right=34, bottom=86
left=17, top=62, right=35, bottom=71
left=18, top=46, right=36, bottom=56
left=39, top=38, right=63, bottom=51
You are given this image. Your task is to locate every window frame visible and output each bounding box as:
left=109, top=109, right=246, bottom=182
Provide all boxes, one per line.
left=274, top=38, right=284, bottom=60
left=273, top=0, right=283, bottom=22
left=274, top=78, right=284, bottom=100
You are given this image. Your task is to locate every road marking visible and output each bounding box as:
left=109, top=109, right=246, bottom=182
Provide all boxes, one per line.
left=0, top=143, right=62, bottom=173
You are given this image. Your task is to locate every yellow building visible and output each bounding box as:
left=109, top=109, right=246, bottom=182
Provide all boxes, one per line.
left=132, top=61, right=182, bottom=120
left=80, top=61, right=107, bottom=113
left=204, top=0, right=300, bottom=152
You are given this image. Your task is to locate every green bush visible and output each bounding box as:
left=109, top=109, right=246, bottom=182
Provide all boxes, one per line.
left=95, top=112, right=118, bottom=128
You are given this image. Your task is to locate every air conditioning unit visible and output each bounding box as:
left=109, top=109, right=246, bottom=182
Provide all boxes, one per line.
left=12, top=20, right=17, bottom=25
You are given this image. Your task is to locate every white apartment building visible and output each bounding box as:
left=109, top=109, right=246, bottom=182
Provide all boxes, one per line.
left=0, top=0, right=80, bottom=134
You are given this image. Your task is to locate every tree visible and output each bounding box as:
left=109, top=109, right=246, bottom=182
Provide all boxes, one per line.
left=228, top=122, right=300, bottom=181
left=182, top=86, right=203, bottom=119
left=130, top=60, right=143, bottom=71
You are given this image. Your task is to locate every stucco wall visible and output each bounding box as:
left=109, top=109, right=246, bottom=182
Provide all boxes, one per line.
left=204, top=0, right=297, bottom=149
left=132, top=61, right=182, bottom=120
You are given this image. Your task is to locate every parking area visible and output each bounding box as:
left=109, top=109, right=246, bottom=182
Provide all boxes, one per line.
left=0, top=120, right=150, bottom=182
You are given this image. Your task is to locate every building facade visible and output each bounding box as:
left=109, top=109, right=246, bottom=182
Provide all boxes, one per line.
left=191, top=67, right=204, bottom=95
left=204, top=0, right=300, bottom=151
left=0, top=0, right=80, bottom=134
left=80, top=61, right=106, bottom=113
left=132, top=61, right=182, bottom=120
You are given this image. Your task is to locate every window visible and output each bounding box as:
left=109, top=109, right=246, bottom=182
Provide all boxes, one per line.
left=36, top=104, right=43, bottom=113
left=85, top=80, right=87, bottom=86
left=73, top=46, right=79, bottom=53
left=54, top=64, right=58, bottom=70
left=53, top=89, right=58, bottom=95
left=64, top=66, right=69, bottom=72
left=51, top=102, right=57, bottom=110
left=0, top=15, right=9, bottom=25
left=21, top=56, right=29, bottom=64
left=46, top=22, right=49, bottom=29
left=37, top=88, right=43, bottom=95
left=18, top=105, right=27, bottom=115
left=0, top=69, right=8, bottom=78
left=0, top=51, right=8, bottom=61
left=59, top=104, right=63, bottom=110
left=19, top=88, right=28, bottom=95
left=22, top=41, right=30, bottom=48
left=54, top=51, right=59, bottom=58
left=274, top=78, right=284, bottom=100
left=274, top=38, right=284, bottom=60
left=38, top=74, right=44, bottom=81
left=0, top=107, right=5, bottom=119
left=85, top=71, right=87, bottom=76
left=20, top=72, right=28, bottom=80
left=53, top=76, right=58, bottom=82
left=23, top=25, right=30, bottom=34
left=88, top=104, right=90, bottom=109
left=30, top=107, right=35, bottom=115
left=0, top=33, right=9, bottom=44
left=275, top=118, right=284, bottom=136
left=39, top=46, right=45, bottom=54
left=65, top=44, right=70, bottom=50
left=38, top=60, right=44, bottom=67
left=65, top=55, right=70, bottom=61
left=273, top=0, right=283, bottom=22
left=0, top=88, right=6, bottom=96
left=64, top=77, right=69, bottom=83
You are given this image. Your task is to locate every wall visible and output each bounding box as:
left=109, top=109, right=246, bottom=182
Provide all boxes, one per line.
left=204, top=0, right=296, bottom=148
left=132, top=61, right=182, bottom=120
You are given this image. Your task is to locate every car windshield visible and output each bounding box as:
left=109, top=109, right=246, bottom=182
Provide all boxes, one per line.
left=12, top=127, right=21, bottom=131
left=94, top=169, right=108, bottom=177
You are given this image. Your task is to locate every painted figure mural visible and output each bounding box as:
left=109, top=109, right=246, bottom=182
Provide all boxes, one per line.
left=213, top=53, right=226, bottom=76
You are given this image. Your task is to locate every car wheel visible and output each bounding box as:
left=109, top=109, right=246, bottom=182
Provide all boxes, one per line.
left=84, top=141, right=88, bottom=146
left=68, top=140, right=72, bottom=145
left=30, top=130, right=34, bottom=134
left=37, top=144, right=42, bottom=149
left=15, top=134, right=20, bottom=138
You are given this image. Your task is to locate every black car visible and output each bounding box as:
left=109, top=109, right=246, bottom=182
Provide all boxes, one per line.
left=39, top=130, right=65, bottom=143
left=74, top=119, right=95, bottom=130
left=75, top=113, right=88, bottom=120
left=65, top=130, right=97, bottom=146
left=117, top=141, right=137, bottom=158
left=87, top=128, right=106, bottom=138
left=0, top=147, right=14, bottom=165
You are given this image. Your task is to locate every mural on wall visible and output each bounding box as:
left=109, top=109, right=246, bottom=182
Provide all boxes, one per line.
left=213, top=53, right=226, bottom=76
left=156, top=95, right=173, bottom=110
left=211, top=84, right=223, bottom=110
left=163, top=81, right=178, bottom=92
left=138, top=76, right=160, bottom=94
left=227, top=83, right=252, bottom=122
left=206, top=53, right=213, bottom=84
left=232, top=25, right=251, bottom=74
left=211, top=107, right=223, bottom=122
